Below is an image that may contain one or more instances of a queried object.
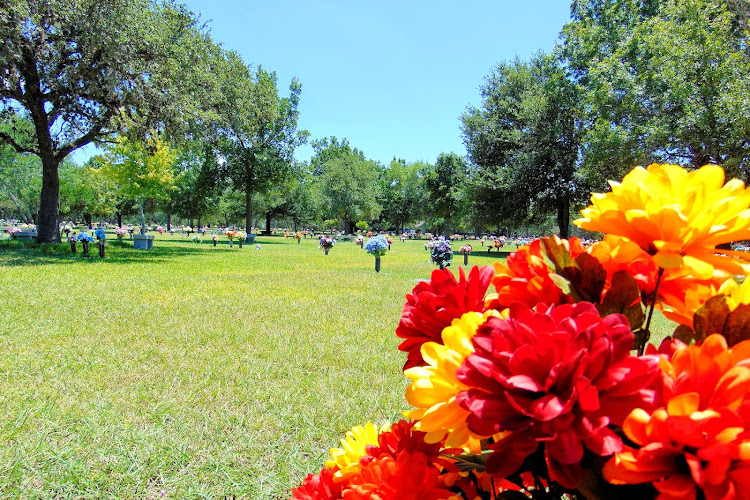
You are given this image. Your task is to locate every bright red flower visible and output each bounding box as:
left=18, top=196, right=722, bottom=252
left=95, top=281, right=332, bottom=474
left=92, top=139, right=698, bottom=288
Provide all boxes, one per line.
left=455, top=302, right=660, bottom=489
left=342, top=452, right=455, bottom=500
left=291, top=467, right=344, bottom=500
left=490, top=237, right=585, bottom=310
left=396, top=265, right=494, bottom=370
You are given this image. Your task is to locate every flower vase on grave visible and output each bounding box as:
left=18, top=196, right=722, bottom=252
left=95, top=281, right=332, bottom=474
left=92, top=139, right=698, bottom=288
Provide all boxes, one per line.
left=70, top=242, right=76, bottom=253
left=375, top=257, right=381, bottom=272
left=98, top=242, right=105, bottom=258
left=464, top=253, right=469, bottom=266
left=238, top=239, right=243, bottom=249
left=82, top=241, right=89, bottom=255
left=325, top=249, right=329, bottom=255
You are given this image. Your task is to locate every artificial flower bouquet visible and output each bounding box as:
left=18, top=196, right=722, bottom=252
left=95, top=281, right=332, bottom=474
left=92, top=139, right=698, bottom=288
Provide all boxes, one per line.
left=7, top=227, right=20, bottom=238
left=430, top=239, right=453, bottom=269
left=226, top=230, right=240, bottom=241
left=459, top=244, right=472, bottom=254
left=364, top=235, right=389, bottom=258
left=76, top=232, right=95, bottom=243
left=320, top=237, right=335, bottom=251
left=94, top=228, right=106, bottom=242
left=292, top=164, right=750, bottom=500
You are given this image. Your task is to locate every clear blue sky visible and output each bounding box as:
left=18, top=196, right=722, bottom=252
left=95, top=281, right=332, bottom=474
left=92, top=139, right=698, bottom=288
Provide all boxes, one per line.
left=76, top=1, right=572, bottom=166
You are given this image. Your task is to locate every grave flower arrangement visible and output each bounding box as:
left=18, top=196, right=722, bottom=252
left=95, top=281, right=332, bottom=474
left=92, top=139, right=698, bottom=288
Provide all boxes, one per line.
left=76, top=232, right=95, bottom=243
left=113, top=227, right=128, bottom=241
left=94, top=228, right=106, bottom=242
left=459, top=244, right=472, bottom=254
left=364, top=235, right=389, bottom=272
left=320, top=236, right=335, bottom=254
left=430, top=239, right=453, bottom=269
left=291, top=164, right=750, bottom=500
left=7, top=227, right=20, bottom=238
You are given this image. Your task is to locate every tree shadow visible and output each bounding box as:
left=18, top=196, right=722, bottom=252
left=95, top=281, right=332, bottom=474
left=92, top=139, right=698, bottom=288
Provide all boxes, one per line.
left=0, top=241, right=205, bottom=267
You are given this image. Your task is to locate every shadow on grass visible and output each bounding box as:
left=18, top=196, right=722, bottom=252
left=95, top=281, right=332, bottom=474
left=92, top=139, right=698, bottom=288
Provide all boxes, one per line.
left=0, top=240, right=205, bottom=267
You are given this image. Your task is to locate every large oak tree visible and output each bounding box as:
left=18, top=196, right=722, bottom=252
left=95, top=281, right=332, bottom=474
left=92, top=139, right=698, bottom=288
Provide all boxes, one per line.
left=0, top=0, right=217, bottom=241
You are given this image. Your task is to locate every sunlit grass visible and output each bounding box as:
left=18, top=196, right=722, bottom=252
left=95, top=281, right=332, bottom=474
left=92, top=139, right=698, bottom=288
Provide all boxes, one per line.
left=0, top=235, right=675, bottom=498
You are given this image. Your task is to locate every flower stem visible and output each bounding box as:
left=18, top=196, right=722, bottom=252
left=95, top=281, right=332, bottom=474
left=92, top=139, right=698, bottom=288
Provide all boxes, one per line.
left=639, top=267, right=665, bottom=355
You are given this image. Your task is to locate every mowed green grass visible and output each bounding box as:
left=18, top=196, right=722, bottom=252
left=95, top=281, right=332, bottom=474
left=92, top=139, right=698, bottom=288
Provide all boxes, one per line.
left=0, top=235, right=674, bottom=498
left=0, top=235, right=511, bottom=498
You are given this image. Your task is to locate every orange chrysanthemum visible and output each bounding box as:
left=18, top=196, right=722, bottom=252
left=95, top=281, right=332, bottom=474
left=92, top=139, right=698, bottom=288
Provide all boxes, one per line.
left=587, top=234, right=732, bottom=328
left=604, top=335, right=750, bottom=500
left=490, top=236, right=585, bottom=309
left=575, top=164, right=750, bottom=278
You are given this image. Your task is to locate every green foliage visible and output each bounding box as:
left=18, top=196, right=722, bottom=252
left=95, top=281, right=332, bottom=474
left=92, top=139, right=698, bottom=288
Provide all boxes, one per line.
left=462, top=54, right=580, bottom=237
left=377, top=159, right=425, bottom=231
left=219, top=65, right=308, bottom=231
left=100, top=136, right=179, bottom=234
left=562, top=0, right=750, bottom=182
left=317, top=147, right=382, bottom=233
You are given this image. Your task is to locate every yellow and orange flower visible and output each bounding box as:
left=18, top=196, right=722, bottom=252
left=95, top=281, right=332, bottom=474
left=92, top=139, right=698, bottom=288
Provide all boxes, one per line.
left=326, top=422, right=390, bottom=482
left=404, top=311, right=501, bottom=450
left=604, top=335, right=750, bottom=499
left=575, top=164, right=750, bottom=278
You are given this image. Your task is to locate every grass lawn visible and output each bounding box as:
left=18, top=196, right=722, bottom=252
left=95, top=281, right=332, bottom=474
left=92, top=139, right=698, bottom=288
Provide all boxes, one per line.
left=0, top=235, right=674, bottom=498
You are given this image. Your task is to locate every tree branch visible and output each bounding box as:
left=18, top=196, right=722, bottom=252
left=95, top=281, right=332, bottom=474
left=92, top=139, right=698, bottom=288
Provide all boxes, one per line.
left=55, top=110, right=116, bottom=161
left=0, top=131, right=38, bottom=155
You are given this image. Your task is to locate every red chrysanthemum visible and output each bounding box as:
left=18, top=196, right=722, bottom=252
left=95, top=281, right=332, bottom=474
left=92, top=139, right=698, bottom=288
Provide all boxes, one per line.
left=342, top=451, right=455, bottom=500
left=291, top=467, right=344, bottom=500
left=371, top=419, right=459, bottom=474
left=396, top=265, right=494, bottom=370
left=490, top=237, right=585, bottom=310
left=455, top=302, right=660, bottom=489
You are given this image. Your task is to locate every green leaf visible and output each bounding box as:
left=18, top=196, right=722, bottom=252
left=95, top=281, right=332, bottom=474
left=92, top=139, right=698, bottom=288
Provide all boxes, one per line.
left=441, top=452, right=488, bottom=473
left=596, top=271, right=645, bottom=329
left=673, top=324, right=700, bottom=345
left=694, top=297, right=750, bottom=347
left=540, top=237, right=607, bottom=303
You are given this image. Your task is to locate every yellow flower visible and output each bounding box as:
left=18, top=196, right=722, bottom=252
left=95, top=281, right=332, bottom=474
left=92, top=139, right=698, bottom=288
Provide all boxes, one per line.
left=404, top=310, right=500, bottom=450
left=325, top=421, right=389, bottom=481
left=717, top=277, right=750, bottom=311
left=575, top=164, right=750, bottom=278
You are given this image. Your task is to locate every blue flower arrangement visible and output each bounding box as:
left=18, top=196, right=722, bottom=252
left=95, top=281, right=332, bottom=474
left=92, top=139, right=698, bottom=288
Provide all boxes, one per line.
left=94, top=228, right=106, bottom=240
left=364, top=235, right=389, bottom=257
left=430, top=240, right=453, bottom=268
left=77, top=232, right=95, bottom=243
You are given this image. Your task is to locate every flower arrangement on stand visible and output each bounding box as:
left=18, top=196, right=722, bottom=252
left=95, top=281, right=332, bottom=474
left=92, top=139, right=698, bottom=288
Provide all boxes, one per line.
left=226, top=230, right=240, bottom=247
left=94, top=229, right=106, bottom=258
left=77, top=231, right=95, bottom=255
left=430, top=239, right=453, bottom=269
left=113, top=226, right=128, bottom=241
left=7, top=227, right=20, bottom=239
left=459, top=244, right=472, bottom=266
left=191, top=234, right=202, bottom=244
left=291, top=163, right=750, bottom=500
left=212, top=234, right=218, bottom=247
left=320, top=236, right=335, bottom=255
left=295, top=231, right=302, bottom=244
left=364, top=235, right=389, bottom=272
left=67, top=231, right=77, bottom=252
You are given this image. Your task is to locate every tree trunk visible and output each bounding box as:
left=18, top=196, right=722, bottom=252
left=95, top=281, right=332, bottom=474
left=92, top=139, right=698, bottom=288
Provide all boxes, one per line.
left=245, top=183, right=253, bottom=234
left=84, top=213, right=92, bottom=229
left=138, top=199, right=147, bottom=235
left=265, top=211, right=272, bottom=234
left=557, top=198, right=570, bottom=239
left=166, top=214, right=171, bottom=231
left=116, top=210, right=123, bottom=227
left=36, top=137, right=61, bottom=243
